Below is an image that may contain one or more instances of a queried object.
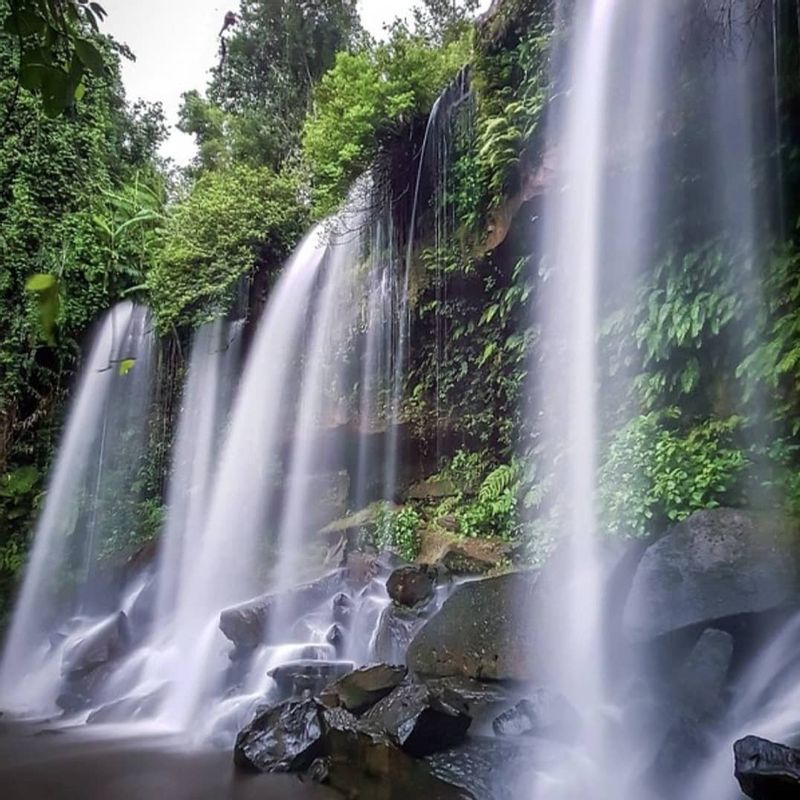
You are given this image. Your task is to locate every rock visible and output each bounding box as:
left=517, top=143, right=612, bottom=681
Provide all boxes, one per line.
left=406, top=478, right=458, bottom=502
left=325, top=624, right=345, bottom=656
left=387, top=566, right=436, bottom=607
left=320, top=664, right=407, bottom=714
left=234, top=699, right=325, bottom=773
left=735, top=735, right=800, bottom=799
left=268, top=660, right=354, bottom=698
left=86, top=687, right=164, bottom=724
left=426, top=736, right=557, bottom=800
left=319, top=503, right=396, bottom=549
left=650, top=629, right=736, bottom=786
left=407, top=572, right=537, bottom=681
left=419, top=530, right=510, bottom=575
left=363, top=682, right=471, bottom=757
left=220, top=570, right=349, bottom=649
left=321, top=712, right=470, bottom=799
left=492, top=690, right=580, bottom=743
left=676, top=628, right=734, bottom=720
left=304, top=470, right=351, bottom=530
left=624, top=509, right=798, bottom=641
left=373, top=604, right=427, bottom=665
left=332, top=592, right=355, bottom=624
left=61, top=612, right=130, bottom=678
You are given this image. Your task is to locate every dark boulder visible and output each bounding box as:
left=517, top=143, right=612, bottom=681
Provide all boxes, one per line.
left=61, top=612, right=130, bottom=678
left=320, top=664, right=408, bottom=714
left=268, top=660, right=354, bottom=698
left=735, top=735, right=800, bottom=799
left=373, top=603, right=428, bottom=665
left=363, top=682, right=471, bottom=757
left=650, top=629, right=735, bottom=786
left=325, top=623, right=345, bottom=656
left=387, top=566, right=436, bottom=607
left=407, top=572, right=537, bottom=681
left=492, top=690, right=580, bottom=743
left=234, top=699, right=326, bottom=773
left=624, top=509, right=798, bottom=641
left=219, top=570, right=349, bottom=649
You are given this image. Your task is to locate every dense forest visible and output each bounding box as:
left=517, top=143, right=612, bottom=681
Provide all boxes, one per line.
left=4, top=1, right=800, bottom=799
left=4, top=0, right=800, bottom=614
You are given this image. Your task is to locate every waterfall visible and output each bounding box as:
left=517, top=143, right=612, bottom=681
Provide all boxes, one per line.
left=531, top=1, right=779, bottom=798
left=0, top=302, right=155, bottom=716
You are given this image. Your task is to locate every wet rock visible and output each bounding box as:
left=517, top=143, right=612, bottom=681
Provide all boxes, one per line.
left=373, top=604, right=427, bottom=665
left=419, top=530, right=510, bottom=575
left=407, top=572, right=537, bottom=681
left=650, top=629, right=735, bottom=786
left=325, top=624, right=345, bottom=656
left=220, top=570, right=349, bottom=649
left=735, top=735, right=800, bottom=799
left=624, top=509, right=798, bottom=641
left=677, top=628, right=734, bottom=720
left=363, top=682, right=471, bottom=757
left=492, top=691, right=580, bottom=743
left=331, top=592, right=354, bottom=624
left=86, top=687, right=164, bottom=724
left=387, top=566, right=436, bottom=607
left=426, top=736, right=556, bottom=800
left=320, top=664, right=407, bottom=714
left=268, top=660, right=354, bottom=698
left=321, top=716, right=470, bottom=799
left=61, top=612, right=130, bottom=678
left=234, top=699, right=325, bottom=773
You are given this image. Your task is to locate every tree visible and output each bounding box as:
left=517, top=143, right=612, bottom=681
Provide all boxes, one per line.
left=189, top=0, right=362, bottom=170
left=1, top=0, right=111, bottom=122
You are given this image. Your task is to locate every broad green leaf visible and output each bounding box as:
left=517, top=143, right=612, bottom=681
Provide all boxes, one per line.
left=25, top=273, right=56, bottom=292
left=118, top=358, right=136, bottom=376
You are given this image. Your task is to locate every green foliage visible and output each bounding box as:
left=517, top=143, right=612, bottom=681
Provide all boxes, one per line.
left=303, top=24, right=471, bottom=215
left=147, top=164, right=307, bottom=330
left=373, top=502, right=422, bottom=561
left=190, top=0, right=362, bottom=172
left=598, top=410, right=746, bottom=537
left=2, top=0, right=110, bottom=119
left=457, top=460, right=522, bottom=540
left=604, top=248, right=743, bottom=411
left=468, top=0, right=553, bottom=223
left=737, top=247, right=800, bottom=427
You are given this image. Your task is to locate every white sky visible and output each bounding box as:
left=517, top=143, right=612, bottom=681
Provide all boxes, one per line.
left=104, top=0, right=491, bottom=164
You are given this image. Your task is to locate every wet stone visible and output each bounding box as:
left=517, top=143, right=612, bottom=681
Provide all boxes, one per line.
left=320, top=664, right=408, bottom=714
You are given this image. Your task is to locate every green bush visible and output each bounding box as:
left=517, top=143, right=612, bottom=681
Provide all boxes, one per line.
left=598, top=410, right=746, bottom=537
left=373, top=503, right=422, bottom=562
left=147, top=164, right=307, bottom=330
left=303, top=25, right=471, bottom=215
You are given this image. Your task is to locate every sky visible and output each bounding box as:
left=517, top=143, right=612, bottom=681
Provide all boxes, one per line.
left=103, top=0, right=492, bottom=165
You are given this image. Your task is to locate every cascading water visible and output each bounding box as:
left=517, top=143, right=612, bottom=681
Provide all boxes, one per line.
left=0, top=302, right=155, bottom=716
left=531, top=1, right=781, bottom=798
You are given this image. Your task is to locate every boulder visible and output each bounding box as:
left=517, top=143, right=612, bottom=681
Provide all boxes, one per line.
left=624, top=509, right=798, bottom=641
left=387, top=566, right=436, bottom=607
left=650, top=629, right=736, bottom=785
left=320, top=664, right=408, bottom=714
left=735, top=736, right=800, bottom=799
left=676, top=628, right=734, bottom=721
left=419, top=530, right=510, bottom=575
left=407, top=572, right=537, bottom=681
left=234, top=699, right=325, bottom=773
left=373, top=604, right=426, bottom=665
left=492, top=690, right=580, bottom=743
left=363, top=682, right=471, bottom=757
left=268, top=660, right=354, bottom=698
left=219, top=570, right=349, bottom=649
left=320, top=710, right=470, bottom=799
left=61, top=612, right=130, bottom=678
